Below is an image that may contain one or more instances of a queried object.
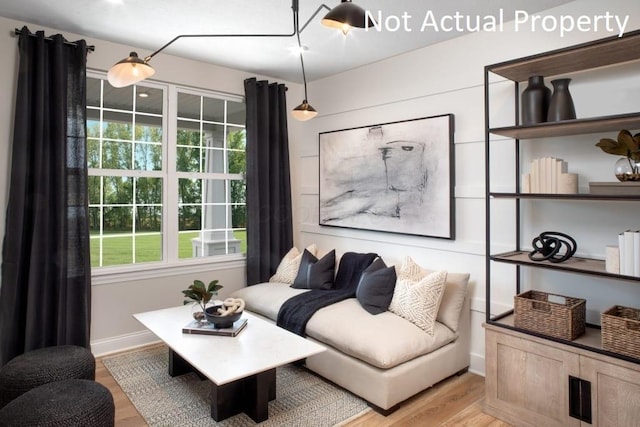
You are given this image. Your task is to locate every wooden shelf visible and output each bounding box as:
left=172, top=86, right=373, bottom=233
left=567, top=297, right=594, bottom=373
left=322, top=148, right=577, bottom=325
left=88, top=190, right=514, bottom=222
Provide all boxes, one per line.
left=487, top=29, right=640, bottom=82
left=488, top=313, right=602, bottom=349
left=489, top=112, right=640, bottom=139
left=490, top=192, right=640, bottom=201
left=490, top=250, right=640, bottom=282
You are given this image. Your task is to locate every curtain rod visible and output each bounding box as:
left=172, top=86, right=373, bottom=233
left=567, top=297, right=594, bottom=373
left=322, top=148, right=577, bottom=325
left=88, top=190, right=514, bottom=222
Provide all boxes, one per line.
left=14, top=28, right=95, bottom=52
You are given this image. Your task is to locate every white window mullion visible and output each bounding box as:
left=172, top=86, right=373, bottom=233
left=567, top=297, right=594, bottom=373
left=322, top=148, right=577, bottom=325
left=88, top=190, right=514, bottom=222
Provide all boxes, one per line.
left=165, top=85, right=179, bottom=263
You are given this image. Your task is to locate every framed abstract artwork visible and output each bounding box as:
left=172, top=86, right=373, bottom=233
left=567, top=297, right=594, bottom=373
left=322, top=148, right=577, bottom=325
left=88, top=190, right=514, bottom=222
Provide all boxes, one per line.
left=319, top=114, right=455, bottom=239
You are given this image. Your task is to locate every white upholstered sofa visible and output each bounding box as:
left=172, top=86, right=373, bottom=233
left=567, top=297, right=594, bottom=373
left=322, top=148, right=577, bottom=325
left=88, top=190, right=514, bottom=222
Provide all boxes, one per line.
left=230, top=251, right=471, bottom=413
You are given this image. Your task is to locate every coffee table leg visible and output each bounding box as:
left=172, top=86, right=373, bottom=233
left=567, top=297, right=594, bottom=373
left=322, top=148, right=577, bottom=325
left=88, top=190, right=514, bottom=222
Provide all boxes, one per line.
left=243, top=368, right=276, bottom=422
left=167, top=349, right=193, bottom=377
left=210, top=368, right=276, bottom=423
left=210, top=380, right=243, bottom=421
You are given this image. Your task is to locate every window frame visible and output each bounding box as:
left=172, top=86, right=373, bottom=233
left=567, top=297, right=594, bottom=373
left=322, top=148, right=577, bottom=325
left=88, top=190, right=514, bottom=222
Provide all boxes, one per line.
left=87, top=71, right=246, bottom=285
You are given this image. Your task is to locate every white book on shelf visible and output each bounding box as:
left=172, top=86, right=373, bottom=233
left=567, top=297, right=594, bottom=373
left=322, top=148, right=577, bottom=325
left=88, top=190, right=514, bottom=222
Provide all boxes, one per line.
left=558, top=173, right=578, bottom=194
left=605, top=245, right=620, bottom=274
left=635, top=231, right=640, bottom=277
left=619, top=233, right=626, bottom=275
left=624, top=230, right=635, bottom=277
left=540, top=157, right=549, bottom=193
left=550, top=158, right=557, bottom=194
left=531, top=160, right=539, bottom=193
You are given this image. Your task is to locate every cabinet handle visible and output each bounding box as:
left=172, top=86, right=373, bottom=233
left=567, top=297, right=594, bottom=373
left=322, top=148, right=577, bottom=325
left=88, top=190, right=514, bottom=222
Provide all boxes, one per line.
left=569, top=376, right=592, bottom=424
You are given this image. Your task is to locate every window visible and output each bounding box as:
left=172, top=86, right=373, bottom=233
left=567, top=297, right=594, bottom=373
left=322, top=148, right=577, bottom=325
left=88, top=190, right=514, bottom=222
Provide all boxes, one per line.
left=87, top=74, right=246, bottom=269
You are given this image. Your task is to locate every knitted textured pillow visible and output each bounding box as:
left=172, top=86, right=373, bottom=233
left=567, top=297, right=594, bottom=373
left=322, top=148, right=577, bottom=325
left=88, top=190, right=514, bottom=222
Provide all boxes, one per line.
left=269, top=244, right=317, bottom=284
left=389, top=270, right=448, bottom=335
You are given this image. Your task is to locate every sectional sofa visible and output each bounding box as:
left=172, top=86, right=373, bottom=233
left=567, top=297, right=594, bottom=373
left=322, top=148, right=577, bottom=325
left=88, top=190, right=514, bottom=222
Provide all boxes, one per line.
left=230, top=249, right=471, bottom=413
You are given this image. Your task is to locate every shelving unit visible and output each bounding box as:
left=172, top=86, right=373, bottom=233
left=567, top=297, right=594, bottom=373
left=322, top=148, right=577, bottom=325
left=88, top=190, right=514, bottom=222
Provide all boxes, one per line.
left=484, top=30, right=640, bottom=427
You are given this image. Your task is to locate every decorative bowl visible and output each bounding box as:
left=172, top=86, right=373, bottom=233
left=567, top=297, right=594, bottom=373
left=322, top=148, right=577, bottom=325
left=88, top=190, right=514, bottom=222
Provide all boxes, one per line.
left=204, top=305, right=242, bottom=328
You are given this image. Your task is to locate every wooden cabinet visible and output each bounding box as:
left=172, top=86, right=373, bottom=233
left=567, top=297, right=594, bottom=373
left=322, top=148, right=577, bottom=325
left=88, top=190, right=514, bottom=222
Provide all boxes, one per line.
left=484, top=30, right=640, bottom=425
left=485, top=326, right=580, bottom=426
left=580, top=356, right=640, bottom=426
left=485, top=324, right=640, bottom=427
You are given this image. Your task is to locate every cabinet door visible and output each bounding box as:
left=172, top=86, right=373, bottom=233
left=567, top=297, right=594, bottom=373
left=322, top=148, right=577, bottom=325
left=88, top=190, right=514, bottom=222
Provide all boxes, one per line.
left=580, top=356, right=640, bottom=427
left=485, top=329, right=581, bottom=427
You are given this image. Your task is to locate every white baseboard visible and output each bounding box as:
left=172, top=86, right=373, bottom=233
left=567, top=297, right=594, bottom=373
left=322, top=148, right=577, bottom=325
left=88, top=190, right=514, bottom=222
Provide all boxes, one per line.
left=469, top=351, right=485, bottom=376
left=91, top=330, right=160, bottom=358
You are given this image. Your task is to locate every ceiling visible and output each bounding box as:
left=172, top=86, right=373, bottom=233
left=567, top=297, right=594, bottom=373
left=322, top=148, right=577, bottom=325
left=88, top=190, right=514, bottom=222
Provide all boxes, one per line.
left=1, top=0, right=574, bottom=83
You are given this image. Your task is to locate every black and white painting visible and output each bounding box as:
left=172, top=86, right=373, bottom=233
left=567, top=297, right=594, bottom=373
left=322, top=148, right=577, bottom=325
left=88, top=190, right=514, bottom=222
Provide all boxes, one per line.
left=319, top=114, right=454, bottom=239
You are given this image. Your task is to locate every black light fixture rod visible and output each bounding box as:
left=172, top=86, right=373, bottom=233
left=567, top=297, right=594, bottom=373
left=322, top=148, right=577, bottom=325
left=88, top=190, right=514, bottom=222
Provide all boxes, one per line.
left=145, top=0, right=301, bottom=61
left=14, top=28, right=95, bottom=51
left=294, top=2, right=309, bottom=100
left=299, top=4, right=331, bottom=33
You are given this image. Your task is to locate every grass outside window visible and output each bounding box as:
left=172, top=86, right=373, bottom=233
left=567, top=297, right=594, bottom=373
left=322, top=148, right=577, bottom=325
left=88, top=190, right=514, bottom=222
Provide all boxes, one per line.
left=90, top=231, right=246, bottom=267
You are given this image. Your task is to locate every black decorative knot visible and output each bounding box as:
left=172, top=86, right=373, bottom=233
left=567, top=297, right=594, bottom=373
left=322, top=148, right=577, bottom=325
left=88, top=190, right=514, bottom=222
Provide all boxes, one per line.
left=528, top=231, right=577, bottom=263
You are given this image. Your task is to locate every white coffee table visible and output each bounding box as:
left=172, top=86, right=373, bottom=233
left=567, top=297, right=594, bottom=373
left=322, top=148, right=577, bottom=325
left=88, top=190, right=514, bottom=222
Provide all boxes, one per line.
left=134, top=305, right=325, bottom=422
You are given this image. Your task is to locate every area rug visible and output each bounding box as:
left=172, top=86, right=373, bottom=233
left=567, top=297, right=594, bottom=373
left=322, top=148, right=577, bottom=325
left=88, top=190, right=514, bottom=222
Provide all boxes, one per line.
left=102, top=345, right=370, bottom=426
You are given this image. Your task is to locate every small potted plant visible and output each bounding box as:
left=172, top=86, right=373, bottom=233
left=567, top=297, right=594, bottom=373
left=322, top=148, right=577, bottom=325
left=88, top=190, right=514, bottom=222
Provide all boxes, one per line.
left=182, top=279, right=223, bottom=322
left=596, top=130, right=640, bottom=181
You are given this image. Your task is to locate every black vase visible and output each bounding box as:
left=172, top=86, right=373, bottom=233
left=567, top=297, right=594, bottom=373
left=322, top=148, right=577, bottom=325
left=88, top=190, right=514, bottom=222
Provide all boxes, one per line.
left=521, top=76, right=551, bottom=125
left=547, top=78, right=576, bottom=122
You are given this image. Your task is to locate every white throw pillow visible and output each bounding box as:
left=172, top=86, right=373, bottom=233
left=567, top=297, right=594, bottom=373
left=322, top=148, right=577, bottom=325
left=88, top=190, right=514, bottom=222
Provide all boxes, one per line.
left=389, top=262, right=447, bottom=335
left=397, top=255, right=430, bottom=281
left=269, top=244, right=317, bottom=284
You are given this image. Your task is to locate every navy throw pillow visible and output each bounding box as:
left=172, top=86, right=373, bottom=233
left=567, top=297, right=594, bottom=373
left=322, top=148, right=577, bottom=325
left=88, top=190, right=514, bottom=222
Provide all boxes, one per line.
left=291, top=249, right=336, bottom=290
left=355, top=258, right=397, bottom=315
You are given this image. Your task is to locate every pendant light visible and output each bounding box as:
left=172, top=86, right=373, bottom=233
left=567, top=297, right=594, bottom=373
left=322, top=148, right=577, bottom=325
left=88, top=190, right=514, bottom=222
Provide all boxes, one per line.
left=321, top=0, right=374, bottom=34
left=291, top=6, right=318, bottom=122
left=107, top=51, right=155, bottom=88
left=105, top=0, right=375, bottom=121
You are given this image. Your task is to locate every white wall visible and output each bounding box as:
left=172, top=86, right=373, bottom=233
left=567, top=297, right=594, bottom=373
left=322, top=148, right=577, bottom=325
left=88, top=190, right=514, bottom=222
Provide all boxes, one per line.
left=294, top=0, right=640, bottom=375
left=0, top=15, right=304, bottom=356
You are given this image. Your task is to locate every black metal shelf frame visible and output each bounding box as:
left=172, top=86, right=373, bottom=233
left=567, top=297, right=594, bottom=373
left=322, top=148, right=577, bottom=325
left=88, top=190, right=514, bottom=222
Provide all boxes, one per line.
left=484, top=30, right=640, bottom=366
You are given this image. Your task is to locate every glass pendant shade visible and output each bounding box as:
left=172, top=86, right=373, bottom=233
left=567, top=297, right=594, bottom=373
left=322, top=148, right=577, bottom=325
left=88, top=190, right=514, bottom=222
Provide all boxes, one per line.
left=292, top=100, right=318, bottom=121
left=321, top=0, right=374, bottom=33
left=107, top=52, right=155, bottom=88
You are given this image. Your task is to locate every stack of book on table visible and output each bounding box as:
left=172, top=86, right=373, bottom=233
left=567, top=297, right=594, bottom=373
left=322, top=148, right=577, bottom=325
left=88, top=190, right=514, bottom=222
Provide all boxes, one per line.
left=182, top=318, right=247, bottom=336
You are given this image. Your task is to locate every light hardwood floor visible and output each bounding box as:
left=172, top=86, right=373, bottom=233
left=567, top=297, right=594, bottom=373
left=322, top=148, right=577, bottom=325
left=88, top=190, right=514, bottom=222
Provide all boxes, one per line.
left=96, top=347, right=511, bottom=427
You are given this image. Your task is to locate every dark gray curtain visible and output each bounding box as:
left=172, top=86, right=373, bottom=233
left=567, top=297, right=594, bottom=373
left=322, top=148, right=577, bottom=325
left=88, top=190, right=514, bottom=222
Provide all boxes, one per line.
left=0, top=27, right=91, bottom=366
left=244, top=78, right=293, bottom=285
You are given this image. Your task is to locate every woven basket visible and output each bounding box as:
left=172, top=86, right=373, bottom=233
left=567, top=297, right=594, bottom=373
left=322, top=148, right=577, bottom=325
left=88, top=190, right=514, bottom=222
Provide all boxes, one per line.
left=514, top=290, right=586, bottom=340
left=601, top=305, right=640, bottom=360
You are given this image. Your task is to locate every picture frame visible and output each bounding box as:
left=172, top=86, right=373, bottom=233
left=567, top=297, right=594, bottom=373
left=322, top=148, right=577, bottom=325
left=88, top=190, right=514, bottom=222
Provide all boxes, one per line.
left=318, top=114, right=455, bottom=239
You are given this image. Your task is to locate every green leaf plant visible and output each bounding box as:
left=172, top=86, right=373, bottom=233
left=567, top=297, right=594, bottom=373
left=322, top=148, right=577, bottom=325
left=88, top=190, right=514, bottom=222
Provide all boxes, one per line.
left=596, top=130, right=640, bottom=174
left=182, top=279, right=223, bottom=313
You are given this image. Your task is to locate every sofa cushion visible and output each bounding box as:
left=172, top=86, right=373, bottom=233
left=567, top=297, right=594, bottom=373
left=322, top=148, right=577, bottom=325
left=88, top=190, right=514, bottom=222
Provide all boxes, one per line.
left=389, top=270, right=447, bottom=335
left=292, top=249, right=336, bottom=290
left=231, top=282, right=308, bottom=321
left=355, top=258, right=396, bottom=315
left=269, top=244, right=317, bottom=284
left=306, top=299, right=456, bottom=369
left=433, top=271, right=470, bottom=332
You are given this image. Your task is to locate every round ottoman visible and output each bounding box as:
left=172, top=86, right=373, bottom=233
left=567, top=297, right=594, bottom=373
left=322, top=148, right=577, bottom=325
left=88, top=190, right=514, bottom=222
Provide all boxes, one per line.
left=0, top=345, right=95, bottom=408
left=0, top=379, right=114, bottom=427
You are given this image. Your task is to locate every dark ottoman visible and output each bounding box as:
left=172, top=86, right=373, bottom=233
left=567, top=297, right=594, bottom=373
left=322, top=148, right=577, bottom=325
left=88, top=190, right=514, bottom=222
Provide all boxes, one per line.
left=0, top=345, right=95, bottom=408
left=0, top=379, right=114, bottom=427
